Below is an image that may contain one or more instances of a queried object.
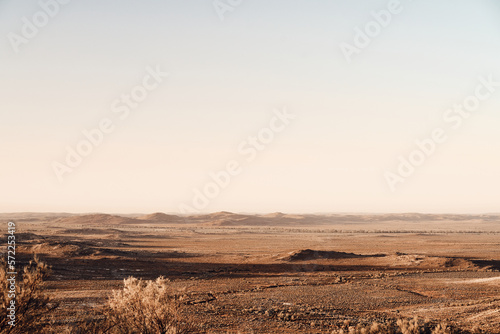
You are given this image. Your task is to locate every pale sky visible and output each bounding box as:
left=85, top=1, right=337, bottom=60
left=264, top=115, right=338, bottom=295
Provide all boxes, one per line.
left=1, top=0, right=500, bottom=214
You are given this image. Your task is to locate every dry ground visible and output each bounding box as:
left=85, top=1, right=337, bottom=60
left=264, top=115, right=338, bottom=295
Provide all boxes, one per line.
left=2, top=212, right=500, bottom=333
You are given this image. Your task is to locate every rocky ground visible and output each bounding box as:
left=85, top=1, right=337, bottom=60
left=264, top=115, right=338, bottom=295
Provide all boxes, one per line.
left=2, top=212, right=500, bottom=333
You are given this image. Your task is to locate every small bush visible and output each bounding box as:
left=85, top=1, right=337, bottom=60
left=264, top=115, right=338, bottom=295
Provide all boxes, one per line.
left=0, top=256, right=58, bottom=334
left=75, top=276, right=191, bottom=334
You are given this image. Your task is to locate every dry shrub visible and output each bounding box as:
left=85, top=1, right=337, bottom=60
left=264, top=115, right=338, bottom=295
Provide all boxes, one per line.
left=430, top=323, right=452, bottom=334
left=331, top=317, right=455, bottom=334
left=397, top=317, right=425, bottom=334
left=0, top=256, right=58, bottom=334
left=75, top=276, right=191, bottom=334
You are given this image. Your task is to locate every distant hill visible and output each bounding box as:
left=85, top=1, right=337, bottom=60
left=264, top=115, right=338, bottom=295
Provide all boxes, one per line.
left=53, top=214, right=140, bottom=226
left=138, top=212, right=186, bottom=223
left=3, top=212, right=499, bottom=231
left=0, top=212, right=73, bottom=222
left=189, top=211, right=258, bottom=226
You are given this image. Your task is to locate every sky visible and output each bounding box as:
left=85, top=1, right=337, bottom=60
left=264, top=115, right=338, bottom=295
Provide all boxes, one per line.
left=1, top=0, right=500, bottom=214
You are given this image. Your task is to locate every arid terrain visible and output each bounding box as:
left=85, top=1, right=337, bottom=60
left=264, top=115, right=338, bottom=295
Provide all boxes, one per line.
left=2, top=212, right=500, bottom=333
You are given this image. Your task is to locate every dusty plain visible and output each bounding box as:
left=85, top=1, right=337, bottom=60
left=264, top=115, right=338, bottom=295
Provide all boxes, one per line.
left=1, top=212, right=500, bottom=333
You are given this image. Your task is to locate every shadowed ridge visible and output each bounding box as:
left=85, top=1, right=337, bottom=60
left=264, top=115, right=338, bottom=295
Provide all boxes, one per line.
left=282, top=249, right=386, bottom=261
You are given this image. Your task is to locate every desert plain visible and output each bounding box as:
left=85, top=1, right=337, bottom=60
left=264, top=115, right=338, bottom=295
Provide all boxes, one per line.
left=2, top=212, right=500, bottom=333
